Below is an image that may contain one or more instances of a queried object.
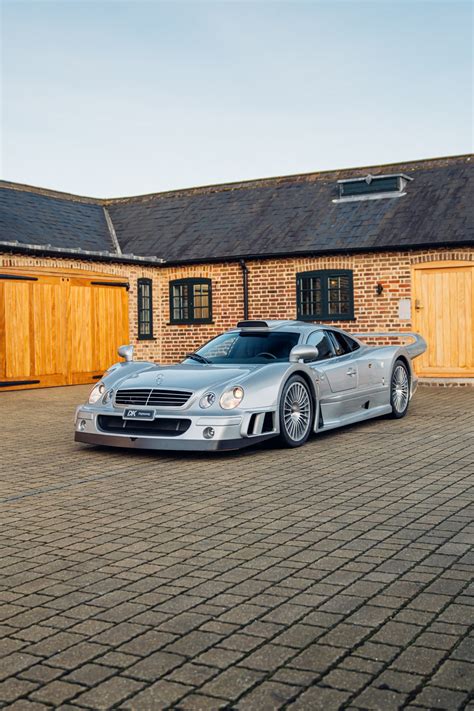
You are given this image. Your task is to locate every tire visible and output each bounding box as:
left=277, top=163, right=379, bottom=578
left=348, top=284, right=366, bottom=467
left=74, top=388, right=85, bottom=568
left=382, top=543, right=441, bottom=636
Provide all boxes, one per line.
left=389, top=359, right=410, bottom=419
left=277, top=375, right=314, bottom=447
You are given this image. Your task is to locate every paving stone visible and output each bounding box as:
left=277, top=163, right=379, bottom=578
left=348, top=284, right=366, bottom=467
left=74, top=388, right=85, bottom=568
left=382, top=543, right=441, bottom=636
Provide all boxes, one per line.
left=287, top=685, right=352, bottom=709
left=166, top=662, right=219, bottom=686
left=122, top=679, right=192, bottom=709
left=352, top=684, right=409, bottom=710
left=236, top=680, right=300, bottom=709
left=289, top=643, right=345, bottom=672
left=163, top=631, right=222, bottom=657
left=29, top=680, right=85, bottom=705
left=412, top=684, right=469, bottom=708
left=5, top=701, right=50, bottom=711
left=124, top=651, right=185, bottom=681
left=239, top=643, right=295, bottom=671
left=199, top=666, right=264, bottom=700
left=430, top=659, right=473, bottom=691
left=196, top=646, right=244, bottom=669
left=0, top=678, right=38, bottom=703
left=391, top=646, right=447, bottom=674
left=73, top=676, right=145, bottom=709
left=117, top=630, right=176, bottom=656
left=451, top=636, right=474, bottom=662
left=176, top=693, right=229, bottom=709
left=47, top=641, right=108, bottom=670
left=63, top=663, right=117, bottom=687
left=0, top=653, right=42, bottom=681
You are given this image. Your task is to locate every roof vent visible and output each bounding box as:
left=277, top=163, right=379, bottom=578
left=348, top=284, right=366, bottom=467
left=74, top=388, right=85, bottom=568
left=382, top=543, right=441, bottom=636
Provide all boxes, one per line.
left=334, top=173, right=413, bottom=203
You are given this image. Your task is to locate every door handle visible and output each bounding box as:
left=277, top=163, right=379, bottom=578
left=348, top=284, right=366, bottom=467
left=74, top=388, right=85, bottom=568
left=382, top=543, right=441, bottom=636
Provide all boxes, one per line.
left=415, top=299, right=423, bottom=310
left=347, top=368, right=356, bottom=376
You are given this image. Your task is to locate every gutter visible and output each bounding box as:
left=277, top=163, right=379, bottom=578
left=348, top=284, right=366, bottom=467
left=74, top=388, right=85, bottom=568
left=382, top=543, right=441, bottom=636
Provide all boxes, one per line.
left=0, top=241, right=165, bottom=266
left=239, top=259, right=249, bottom=320
left=0, top=240, right=471, bottom=269
left=160, top=241, right=474, bottom=267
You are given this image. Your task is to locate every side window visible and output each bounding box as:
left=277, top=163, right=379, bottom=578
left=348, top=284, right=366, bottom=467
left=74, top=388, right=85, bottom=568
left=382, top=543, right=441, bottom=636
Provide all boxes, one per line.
left=137, top=278, right=153, bottom=340
left=329, top=331, right=360, bottom=355
left=307, top=331, right=335, bottom=361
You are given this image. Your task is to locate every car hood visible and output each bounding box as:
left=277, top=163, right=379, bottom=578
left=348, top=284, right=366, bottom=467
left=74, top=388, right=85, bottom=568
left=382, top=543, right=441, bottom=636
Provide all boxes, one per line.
left=114, top=363, right=261, bottom=393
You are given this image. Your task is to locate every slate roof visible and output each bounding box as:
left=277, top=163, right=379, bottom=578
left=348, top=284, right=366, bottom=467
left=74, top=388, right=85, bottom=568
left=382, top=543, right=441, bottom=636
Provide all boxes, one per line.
left=0, top=186, right=113, bottom=254
left=1, top=155, right=472, bottom=264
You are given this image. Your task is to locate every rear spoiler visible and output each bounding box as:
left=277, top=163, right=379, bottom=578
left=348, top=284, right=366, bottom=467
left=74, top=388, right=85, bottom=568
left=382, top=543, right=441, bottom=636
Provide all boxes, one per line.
left=353, top=332, right=427, bottom=359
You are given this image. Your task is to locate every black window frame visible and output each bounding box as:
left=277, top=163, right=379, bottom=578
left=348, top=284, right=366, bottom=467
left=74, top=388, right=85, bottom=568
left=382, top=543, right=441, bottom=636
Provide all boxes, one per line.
left=137, top=278, right=154, bottom=340
left=169, top=278, right=213, bottom=325
left=296, top=269, right=354, bottom=321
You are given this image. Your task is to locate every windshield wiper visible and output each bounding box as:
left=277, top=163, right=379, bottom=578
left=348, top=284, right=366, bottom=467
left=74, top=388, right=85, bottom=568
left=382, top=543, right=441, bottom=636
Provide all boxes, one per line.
left=185, top=352, right=211, bottom=364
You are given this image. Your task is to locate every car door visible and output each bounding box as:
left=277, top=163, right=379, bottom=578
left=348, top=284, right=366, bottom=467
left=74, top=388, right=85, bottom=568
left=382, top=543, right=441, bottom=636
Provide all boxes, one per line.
left=329, top=330, right=382, bottom=394
left=306, top=330, right=359, bottom=423
left=306, top=330, right=358, bottom=393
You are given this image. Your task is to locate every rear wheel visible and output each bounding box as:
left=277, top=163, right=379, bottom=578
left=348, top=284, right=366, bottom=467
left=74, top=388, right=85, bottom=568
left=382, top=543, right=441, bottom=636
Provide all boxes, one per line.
left=278, top=376, right=314, bottom=447
left=390, top=359, right=410, bottom=418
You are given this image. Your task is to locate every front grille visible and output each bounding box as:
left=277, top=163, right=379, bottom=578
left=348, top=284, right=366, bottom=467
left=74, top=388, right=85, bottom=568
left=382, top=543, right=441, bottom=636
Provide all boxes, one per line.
left=115, top=388, right=193, bottom=408
left=98, top=415, right=191, bottom=437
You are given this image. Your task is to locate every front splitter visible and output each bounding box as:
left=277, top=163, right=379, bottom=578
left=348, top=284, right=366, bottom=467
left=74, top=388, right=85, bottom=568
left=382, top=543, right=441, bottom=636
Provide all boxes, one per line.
left=75, top=431, right=272, bottom=452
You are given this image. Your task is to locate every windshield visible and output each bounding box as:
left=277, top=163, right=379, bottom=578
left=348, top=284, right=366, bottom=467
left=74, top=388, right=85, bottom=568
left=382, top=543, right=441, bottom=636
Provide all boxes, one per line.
left=185, top=331, right=300, bottom=364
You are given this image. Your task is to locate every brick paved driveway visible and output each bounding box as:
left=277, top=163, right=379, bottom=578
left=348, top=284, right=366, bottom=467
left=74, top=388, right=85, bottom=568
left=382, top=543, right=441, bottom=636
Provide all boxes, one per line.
left=0, top=385, right=473, bottom=710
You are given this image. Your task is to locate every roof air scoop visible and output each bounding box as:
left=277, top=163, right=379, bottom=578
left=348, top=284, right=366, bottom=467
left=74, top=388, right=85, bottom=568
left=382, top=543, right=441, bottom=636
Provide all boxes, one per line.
left=237, top=320, right=269, bottom=329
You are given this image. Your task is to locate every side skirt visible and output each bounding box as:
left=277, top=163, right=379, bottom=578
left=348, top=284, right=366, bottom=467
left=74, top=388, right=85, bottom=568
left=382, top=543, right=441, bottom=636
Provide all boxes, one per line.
left=314, top=403, right=393, bottom=433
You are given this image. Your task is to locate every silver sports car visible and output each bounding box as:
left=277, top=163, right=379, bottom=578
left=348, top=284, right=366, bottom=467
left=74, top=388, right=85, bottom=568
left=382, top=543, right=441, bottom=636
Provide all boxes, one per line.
left=75, top=320, right=426, bottom=452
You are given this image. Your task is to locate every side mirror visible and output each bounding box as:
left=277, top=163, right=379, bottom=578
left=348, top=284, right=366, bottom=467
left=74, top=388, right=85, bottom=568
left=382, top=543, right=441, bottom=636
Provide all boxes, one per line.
left=118, top=344, right=134, bottom=362
left=289, top=345, right=319, bottom=363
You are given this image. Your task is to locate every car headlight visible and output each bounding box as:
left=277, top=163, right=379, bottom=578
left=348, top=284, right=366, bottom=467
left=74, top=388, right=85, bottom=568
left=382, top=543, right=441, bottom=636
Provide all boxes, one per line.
left=102, top=389, right=114, bottom=405
left=220, top=386, right=244, bottom=410
left=200, top=392, right=216, bottom=409
left=88, top=382, right=106, bottom=404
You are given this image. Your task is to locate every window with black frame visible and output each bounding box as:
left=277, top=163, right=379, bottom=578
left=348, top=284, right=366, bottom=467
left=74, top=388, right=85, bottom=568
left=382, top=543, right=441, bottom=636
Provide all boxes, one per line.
left=169, top=278, right=212, bottom=324
left=296, top=270, right=354, bottom=320
left=137, top=278, right=154, bottom=339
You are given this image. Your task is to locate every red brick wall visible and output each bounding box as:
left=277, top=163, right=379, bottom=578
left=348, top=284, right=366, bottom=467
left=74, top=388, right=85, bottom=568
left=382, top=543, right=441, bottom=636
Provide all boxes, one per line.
left=2, top=247, right=473, bottom=367
left=156, top=247, right=473, bottom=363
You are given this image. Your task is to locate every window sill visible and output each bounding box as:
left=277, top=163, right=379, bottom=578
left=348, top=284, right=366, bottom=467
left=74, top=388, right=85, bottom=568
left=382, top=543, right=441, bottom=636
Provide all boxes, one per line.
left=297, top=316, right=356, bottom=322
left=137, top=336, right=157, bottom=341
left=168, top=321, right=214, bottom=326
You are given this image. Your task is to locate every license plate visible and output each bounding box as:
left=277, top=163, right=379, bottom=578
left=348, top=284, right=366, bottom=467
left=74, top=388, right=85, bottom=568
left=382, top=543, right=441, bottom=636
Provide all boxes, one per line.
left=123, top=408, right=155, bottom=420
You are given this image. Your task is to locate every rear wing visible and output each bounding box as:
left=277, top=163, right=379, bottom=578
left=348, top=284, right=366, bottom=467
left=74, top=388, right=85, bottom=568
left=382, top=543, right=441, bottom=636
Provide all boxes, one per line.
left=353, top=332, right=427, bottom=359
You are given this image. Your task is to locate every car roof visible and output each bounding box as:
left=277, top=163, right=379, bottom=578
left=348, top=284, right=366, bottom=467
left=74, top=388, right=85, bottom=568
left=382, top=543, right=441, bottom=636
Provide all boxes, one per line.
left=231, top=320, right=341, bottom=334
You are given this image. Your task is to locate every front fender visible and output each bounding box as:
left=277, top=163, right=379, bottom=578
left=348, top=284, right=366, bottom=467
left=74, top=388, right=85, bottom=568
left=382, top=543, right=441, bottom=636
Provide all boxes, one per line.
left=238, top=362, right=320, bottom=411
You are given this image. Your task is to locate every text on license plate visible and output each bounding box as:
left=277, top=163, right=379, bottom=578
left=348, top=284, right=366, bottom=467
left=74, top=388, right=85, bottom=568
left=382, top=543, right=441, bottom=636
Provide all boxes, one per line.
left=123, top=408, right=155, bottom=420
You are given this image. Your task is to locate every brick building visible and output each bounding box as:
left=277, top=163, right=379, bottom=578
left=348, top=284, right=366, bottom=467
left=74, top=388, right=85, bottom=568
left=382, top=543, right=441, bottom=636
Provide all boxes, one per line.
left=0, top=154, right=472, bottom=390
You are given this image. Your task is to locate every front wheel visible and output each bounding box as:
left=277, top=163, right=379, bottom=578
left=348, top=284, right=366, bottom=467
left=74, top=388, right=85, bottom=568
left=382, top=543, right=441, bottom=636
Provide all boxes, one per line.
left=277, top=376, right=314, bottom=447
left=390, top=359, right=410, bottom=419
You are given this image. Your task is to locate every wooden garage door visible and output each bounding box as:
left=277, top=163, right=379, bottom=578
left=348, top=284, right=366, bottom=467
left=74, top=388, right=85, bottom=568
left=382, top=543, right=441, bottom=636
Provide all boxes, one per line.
left=0, top=270, right=129, bottom=391
left=412, top=262, right=474, bottom=377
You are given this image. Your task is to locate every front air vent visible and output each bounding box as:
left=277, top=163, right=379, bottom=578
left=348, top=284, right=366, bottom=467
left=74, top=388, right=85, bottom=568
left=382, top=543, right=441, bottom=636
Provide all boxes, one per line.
left=115, top=388, right=193, bottom=408
left=98, top=415, right=191, bottom=437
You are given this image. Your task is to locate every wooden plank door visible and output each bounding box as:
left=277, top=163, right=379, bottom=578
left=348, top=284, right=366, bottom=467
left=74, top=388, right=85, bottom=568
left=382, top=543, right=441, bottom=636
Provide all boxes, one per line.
left=68, top=278, right=129, bottom=385
left=412, top=263, right=474, bottom=377
left=0, top=275, right=68, bottom=389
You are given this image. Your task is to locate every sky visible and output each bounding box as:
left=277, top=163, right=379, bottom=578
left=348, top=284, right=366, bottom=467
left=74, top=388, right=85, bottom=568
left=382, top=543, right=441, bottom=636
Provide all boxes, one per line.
left=1, top=0, right=472, bottom=197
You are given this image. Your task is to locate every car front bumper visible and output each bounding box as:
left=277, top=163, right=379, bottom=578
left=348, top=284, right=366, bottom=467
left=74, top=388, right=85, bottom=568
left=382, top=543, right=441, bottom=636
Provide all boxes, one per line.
left=74, top=407, right=274, bottom=452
